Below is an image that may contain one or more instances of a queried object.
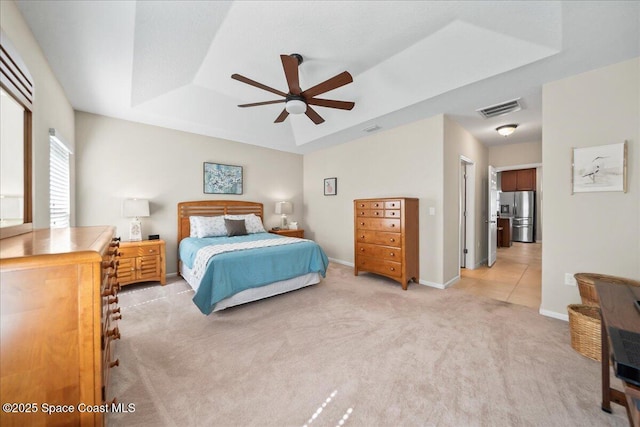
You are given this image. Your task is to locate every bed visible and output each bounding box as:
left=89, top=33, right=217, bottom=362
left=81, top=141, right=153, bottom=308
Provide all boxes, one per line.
left=177, top=200, right=328, bottom=314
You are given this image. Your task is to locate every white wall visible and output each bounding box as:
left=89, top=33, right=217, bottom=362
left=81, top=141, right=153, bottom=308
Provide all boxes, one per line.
left=75, top=112, right=303, bottom=275
left=1, top=0, right=75, bottom=228
left=443, top=117, right=489, bottom=275
left=541, top=57, right=640, bottom=317
left=304, top=115, right=445, bottom=285
left=488, top=141, right=542, bottom=166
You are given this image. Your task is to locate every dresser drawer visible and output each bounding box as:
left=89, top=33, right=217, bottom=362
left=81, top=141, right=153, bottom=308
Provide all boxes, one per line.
left=357, top=243, right=402, bottom=261
left=355, top=209, right=385, bottom=218
left=356, top=230, right=401, bottom=246
left=119, top=243, right=161, bottom=258
left=385, top=209, right=400, bottom=218
left=356, top=218, right=400, bottom=232
left=355, top=201, right=370, bottom=210
left=369, top=200, right=385, bottom=209
left=356, top=256, right=402, bottom=279
left=384, top=200, right=401, bottom=209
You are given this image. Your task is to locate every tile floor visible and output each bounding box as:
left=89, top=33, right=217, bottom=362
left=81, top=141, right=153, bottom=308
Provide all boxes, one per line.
left=452, top=242, right=542, bottom=309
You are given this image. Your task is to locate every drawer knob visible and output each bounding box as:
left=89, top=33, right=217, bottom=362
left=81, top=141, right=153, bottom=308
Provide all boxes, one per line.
left=360, top=212, right=364, bottom=215
left=102, top=260, right=117, bottom=269
left=360, top=222, right=365, bottom=226
left=107, top=327, right=120, bottom=339
left=360, top=248, right=364, bottom=251
left=109, top=359, right=120, bottom=368
left=390, top=267, right=395, bottom=271
left=102, top=287, right=117, bottom=297
left=390, top=238, right=395, bottom=242
left=390, top=224, right=395, bottom=227
left=361, top=235, right=365, bottom=239
left=375, top=212, right=380, bottom=215
left=390, top=252, right=395, bottom=257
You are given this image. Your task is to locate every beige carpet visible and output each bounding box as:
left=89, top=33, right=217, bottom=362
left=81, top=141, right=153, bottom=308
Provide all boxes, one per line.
left=109, top=264, right=628, bottom=426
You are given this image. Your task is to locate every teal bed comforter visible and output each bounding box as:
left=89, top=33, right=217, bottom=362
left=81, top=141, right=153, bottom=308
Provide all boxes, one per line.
left=179, top=233, right=328, bottom=314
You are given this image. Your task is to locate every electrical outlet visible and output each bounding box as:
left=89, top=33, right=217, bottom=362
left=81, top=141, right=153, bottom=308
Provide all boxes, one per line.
left=564, top=273, right=577, bottom=286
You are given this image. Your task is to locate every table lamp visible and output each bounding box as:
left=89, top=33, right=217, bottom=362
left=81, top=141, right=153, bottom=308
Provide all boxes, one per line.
left=122, top=198, right=150, bottom=241
left=275, top=201, right=293, bottom=229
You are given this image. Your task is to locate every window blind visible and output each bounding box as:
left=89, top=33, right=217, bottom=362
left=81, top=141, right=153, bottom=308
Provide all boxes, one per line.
left=49, top=135, right=70, bottom=228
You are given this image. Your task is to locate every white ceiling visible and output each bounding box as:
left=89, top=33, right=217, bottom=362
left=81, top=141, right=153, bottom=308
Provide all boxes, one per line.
left=15, top=1, right=640, bottom=154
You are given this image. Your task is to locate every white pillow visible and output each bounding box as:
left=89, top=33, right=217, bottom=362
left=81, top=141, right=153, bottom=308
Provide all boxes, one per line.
left=225, top=214, right=266, bottom=234
left=192, top=216, right=227, bottom=238
left=189, top=216, right=199, bottom=237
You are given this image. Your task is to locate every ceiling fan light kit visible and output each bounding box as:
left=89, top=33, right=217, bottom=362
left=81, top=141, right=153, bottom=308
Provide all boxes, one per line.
left=496, top=124, right=518, bottom=137
left=285, top=96, right=307, bottom=115
left=232, top=53, right=355, bottom=125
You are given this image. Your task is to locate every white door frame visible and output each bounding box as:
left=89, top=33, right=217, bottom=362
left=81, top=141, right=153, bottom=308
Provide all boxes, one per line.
left=459, top=156, right=476, bottom=270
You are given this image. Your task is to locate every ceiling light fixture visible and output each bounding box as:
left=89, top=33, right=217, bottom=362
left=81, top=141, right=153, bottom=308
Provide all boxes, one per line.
left=285, top=96, right=307, bottom=115
left=496, top=124, right=518, bottom=137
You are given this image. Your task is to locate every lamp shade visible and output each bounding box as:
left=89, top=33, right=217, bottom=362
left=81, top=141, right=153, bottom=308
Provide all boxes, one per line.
left=275, top=201, right=293, bottom=215
left=122, top=199, right=150, bottom=218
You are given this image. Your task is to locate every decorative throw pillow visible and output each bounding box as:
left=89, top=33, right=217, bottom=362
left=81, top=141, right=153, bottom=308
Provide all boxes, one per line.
left=224, top=218, right=247, bottom=237
left=193, top=216, right=227, bottom=238
left=225, top=214, right=266, bottom=234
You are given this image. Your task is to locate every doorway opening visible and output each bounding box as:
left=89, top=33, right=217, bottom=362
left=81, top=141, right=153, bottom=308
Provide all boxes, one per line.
left=459, top=156, right=475, bottom=270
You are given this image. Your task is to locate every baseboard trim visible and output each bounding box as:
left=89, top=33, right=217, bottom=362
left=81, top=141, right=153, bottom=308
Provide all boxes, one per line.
left=418, top=276, right=457, bottom=289
left=328, top=258, right=354, bottom=267
left=539, top=308, right=568, bottom=322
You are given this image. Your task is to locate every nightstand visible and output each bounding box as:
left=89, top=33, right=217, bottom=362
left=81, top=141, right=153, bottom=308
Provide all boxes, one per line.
left=118, top=239, right=166, bottom=286
left=269, top=229, right=304, bottom=238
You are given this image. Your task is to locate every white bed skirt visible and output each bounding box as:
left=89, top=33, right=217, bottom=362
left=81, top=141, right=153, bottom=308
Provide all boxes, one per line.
left=180, top=263, right=322, bottom=312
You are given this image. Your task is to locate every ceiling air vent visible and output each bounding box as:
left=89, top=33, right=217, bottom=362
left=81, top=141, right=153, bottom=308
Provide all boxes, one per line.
left=476, top=98, right=522, bottom=119
left=363, top=124, right=381, bottom=133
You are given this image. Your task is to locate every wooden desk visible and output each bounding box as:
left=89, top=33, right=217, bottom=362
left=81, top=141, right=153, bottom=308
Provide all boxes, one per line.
left=595, top=280, right=640, bottom=426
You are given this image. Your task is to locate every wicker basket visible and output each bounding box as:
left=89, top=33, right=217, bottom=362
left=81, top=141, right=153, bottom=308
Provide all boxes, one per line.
left=568, top=304, right=601, bottom=361
left=573, top=273, right=640, bottom=306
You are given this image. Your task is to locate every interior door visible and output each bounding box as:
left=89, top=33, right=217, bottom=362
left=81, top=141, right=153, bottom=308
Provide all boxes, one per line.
left=488, top=165, right=498, bottom=267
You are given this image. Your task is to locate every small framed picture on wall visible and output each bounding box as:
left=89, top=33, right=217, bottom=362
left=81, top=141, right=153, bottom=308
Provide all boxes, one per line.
left=324, top=177, right=337, bottom=196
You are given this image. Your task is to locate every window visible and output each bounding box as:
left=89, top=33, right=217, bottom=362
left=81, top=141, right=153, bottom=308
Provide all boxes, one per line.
left=49, top=130, right=71, bottom=228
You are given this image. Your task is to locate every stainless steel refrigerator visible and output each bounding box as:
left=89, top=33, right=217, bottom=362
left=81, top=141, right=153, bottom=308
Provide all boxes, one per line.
left=499, top=191, right=535, bottom=243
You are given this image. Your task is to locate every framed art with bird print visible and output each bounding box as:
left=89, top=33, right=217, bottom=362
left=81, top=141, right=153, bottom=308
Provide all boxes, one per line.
left=572, top=141, right=627, bottom=194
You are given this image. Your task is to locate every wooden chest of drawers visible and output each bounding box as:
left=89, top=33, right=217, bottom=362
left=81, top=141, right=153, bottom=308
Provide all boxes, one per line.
left=0, top=226, right=121, bottom=427
left=354, top=198, right=419, bottom=289
left=118, top=239, right=166, bottom=286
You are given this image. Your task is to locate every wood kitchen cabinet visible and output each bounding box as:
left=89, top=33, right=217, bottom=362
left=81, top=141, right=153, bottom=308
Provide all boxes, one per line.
left=501, top=168, right=536, bottom=191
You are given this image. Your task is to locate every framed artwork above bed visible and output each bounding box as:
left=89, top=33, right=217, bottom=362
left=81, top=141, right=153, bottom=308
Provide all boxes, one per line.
left=203, top=162, right=243, bottom=195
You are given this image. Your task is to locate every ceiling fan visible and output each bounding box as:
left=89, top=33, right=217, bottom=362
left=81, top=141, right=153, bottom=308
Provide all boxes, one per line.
left=231, top=53, right=355, bottom=125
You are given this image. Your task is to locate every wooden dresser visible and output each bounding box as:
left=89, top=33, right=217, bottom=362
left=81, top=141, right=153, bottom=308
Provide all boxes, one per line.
left=354, top=198, right=419, bottom=289
left=118, top=239, right=166, bottom=286
left=0, top=226, right=121, bottom=427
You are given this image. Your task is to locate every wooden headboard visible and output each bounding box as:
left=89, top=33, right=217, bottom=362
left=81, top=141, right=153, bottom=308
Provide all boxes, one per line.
left=177, top=200, right=264, bottom=243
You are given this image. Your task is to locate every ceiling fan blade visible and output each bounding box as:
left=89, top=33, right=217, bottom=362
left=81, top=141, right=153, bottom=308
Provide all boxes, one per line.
left=274, top=109, right=289, bottom=123
left=238, top=99, right=285, bottom=108
left=301, top=71, right=353, bottom=98
left=305, top=106, right=325, bottom=125
left=307, top=98, right=355, bottom=110
left=231, top=73, right=287, bottom=97
left=281, top=55, right=301, bottom=95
